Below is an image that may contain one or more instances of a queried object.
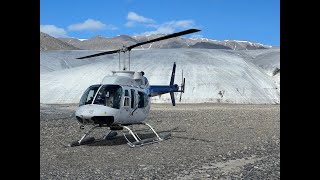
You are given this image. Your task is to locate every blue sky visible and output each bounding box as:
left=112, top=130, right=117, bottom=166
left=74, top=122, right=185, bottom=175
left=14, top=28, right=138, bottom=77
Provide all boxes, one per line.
left=40, top=0, right=279, bottom=46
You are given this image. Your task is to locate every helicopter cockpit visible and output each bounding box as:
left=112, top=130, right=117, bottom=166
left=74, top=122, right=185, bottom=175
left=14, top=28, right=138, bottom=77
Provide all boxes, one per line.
left=79, top=84, right=122, bottom=109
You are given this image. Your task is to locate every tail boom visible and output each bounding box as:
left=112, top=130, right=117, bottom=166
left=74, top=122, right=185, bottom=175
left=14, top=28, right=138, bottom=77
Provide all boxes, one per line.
left=147, top=62, right=185, bottom=106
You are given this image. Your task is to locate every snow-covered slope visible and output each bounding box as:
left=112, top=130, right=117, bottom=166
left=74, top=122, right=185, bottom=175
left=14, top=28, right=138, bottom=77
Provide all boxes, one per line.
left=40, top=48, right=280, bottom=104
left=241, top=48, right=280, bottom=91
left=40, top=50, right=113, bottom=73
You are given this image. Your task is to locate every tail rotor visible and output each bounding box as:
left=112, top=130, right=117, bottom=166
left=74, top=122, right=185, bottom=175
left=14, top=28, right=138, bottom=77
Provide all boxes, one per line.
left=168, top=62, right=185, bottom=106
left=170, top=62, right=176, bottom=106
left=179, top=70, right=185, bottom=102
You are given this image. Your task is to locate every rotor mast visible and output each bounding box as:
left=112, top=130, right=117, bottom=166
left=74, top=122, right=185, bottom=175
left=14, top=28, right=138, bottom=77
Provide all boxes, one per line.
left=118, top=46, right=131, bottom=71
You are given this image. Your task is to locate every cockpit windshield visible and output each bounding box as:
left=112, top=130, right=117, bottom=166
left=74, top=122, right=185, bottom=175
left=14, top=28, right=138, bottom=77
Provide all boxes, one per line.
left=79, top=84, right=123, bottom=109
left=79, top=85, right=100, bottom=106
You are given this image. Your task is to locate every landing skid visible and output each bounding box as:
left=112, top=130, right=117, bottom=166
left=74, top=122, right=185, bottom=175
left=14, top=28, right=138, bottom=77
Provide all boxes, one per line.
left=123, top=123, right=171, bottom=148
left=69, top=123, right=171, bottom=147
left=69, top=124, right=118, bottom=147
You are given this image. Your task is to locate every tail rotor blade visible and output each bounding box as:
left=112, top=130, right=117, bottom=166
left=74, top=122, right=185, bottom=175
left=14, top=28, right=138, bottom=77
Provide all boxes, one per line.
left=182, top=78, right=185, bottom=92
left=170, top=62, right=176, bottom=85
left=179, top=69, right=186, bottom=102
left=179, top=79, right=185, bottom=102
left=170, top=92, right=176, bottom=106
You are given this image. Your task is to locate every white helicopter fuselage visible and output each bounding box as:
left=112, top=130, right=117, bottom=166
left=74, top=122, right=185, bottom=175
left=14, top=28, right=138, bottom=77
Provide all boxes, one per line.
left=71, top=29, right=197, bottom=147
left=75, top=71, right=151, bottom=126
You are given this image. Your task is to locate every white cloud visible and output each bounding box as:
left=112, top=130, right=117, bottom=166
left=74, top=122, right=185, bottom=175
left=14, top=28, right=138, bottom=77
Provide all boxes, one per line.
left=142, top=20, right=196, bottom=35
left=68, top=19, right=117, bottom=31
left=142, top=27, right=175, bottom=35
left=124, top=11, right=198, bottom=35
left=125, top=21, right=135, bottom=27
left=40, top=25, right=68, bottom=38
left=171, top=20, right=195, bottom=29
left=190, top=34, right=203, bottom=38
left=127, top=12, right=155, bottom=23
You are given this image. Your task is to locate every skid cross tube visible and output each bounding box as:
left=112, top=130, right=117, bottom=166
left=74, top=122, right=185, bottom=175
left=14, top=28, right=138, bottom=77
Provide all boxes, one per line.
left=123, top=126, right=140, bottom=142
left=144, top=123, right=162, bottom=140
left=78, top=124, right=99, bottom=144
left=121, top=123, right=164, bottom=148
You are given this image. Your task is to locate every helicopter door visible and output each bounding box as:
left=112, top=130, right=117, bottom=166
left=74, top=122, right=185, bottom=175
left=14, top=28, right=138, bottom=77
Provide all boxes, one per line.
left=134, top=91, right=149, bottom=120
left=119, top=89, right=132, bottom=124
left=131, top=89, right=135, bottom=109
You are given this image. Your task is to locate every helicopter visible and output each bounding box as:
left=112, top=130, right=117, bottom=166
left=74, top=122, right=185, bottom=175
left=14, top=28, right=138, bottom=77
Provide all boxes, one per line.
left=70, top=28, right=201, bottom=147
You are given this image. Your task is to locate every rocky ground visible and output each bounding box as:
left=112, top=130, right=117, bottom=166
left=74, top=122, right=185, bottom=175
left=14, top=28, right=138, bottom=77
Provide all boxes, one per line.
left=40, top=103, right=280, bottom=179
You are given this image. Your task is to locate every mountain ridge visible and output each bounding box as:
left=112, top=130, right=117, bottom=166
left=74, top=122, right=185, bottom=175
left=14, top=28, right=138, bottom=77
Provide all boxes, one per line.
left=57, top=33, right=273, bottom=51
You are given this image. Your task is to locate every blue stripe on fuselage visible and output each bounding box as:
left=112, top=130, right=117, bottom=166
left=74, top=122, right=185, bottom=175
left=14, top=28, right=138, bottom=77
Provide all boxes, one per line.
left=148, top=84, right=179, bottom=97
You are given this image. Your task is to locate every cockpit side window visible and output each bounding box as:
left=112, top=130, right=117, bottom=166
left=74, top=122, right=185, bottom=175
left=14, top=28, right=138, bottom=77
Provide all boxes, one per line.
left=123, top=90, right=130, bottom=107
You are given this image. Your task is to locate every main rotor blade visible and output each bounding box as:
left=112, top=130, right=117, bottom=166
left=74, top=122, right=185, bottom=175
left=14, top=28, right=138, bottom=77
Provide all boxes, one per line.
left=76, top=28, right=201, bottom=59
left=128, top=28, right=201, bottom=50
left=77, top=50, right=119, bottom=59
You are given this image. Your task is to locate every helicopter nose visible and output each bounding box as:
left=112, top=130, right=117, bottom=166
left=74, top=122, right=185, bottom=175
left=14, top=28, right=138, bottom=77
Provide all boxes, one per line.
left=75, top=105, right=103, bottom=122
left=75, top=109, right=94, bottom=124
left=75, top=106, right=95, bottom=119
left=75, top=105, right=118, bottom=125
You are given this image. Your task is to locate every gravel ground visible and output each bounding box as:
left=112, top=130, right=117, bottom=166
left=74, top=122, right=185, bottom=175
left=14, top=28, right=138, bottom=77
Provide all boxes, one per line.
left=40, top=103, right=280, bottom=179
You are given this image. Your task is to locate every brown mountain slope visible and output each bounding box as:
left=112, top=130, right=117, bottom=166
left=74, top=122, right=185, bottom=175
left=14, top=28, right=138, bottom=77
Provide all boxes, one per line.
left=40, top=32, right=80, bottom=51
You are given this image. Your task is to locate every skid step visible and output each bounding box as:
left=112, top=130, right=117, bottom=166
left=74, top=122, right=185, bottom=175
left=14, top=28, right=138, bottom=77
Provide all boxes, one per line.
left=69, top=137, right=95, bottom=147
left=131, top=137, right=157, bottom=146
left=159, top=132, right=171, bottom=140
